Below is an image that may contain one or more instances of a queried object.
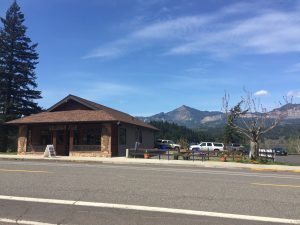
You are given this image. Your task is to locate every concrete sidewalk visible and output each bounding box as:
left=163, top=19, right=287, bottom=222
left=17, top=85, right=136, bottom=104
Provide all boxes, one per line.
left=0, top=154, right=300, bottom=173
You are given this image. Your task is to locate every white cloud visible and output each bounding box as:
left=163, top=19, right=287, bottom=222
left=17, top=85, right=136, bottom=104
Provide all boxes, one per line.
left=83, top=47, right=124, bottom=59
left=83, top=81, right=137, bottom=98
left=84, top=2, right=300, bottom=59
left=286, top=62, right=300, bottom=73
left=287, top=90, right=300, bottom=98
left=254, top=90, right=269, bottom=96
left=39, top=81, right=139, bottom=108
left=168, top=11, right=300, bottom=56
left=132, top=15, right=213, bottom=39
left=83, top=39, right=131, bottom=59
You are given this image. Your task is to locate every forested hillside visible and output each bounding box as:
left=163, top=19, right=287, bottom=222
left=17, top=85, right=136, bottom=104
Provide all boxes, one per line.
left=150, top=121, right=216, bottom=144
left=150, top=120, right=300, bottom=151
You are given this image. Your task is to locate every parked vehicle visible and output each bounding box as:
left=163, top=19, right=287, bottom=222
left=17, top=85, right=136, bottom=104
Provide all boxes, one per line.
left=273, top=147, right=288, bottom=156
left=189, top=142, right=224, bottom=153
left=188, top=142, right=199, bottom=149
left=226, top=143, right=245, bottom=152
left=155, top=139, right=181, bottom=150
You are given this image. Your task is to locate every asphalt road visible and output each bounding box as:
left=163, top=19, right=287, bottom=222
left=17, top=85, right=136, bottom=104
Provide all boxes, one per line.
left=0, top=160, right=299, bottom=225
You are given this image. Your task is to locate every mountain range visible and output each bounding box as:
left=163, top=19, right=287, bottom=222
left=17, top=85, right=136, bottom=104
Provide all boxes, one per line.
left=138, top=104, right=300, bottom=129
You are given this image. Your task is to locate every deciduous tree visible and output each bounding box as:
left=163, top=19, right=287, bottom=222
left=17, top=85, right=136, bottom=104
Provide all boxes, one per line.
left=223, top=91, right=290, bottom=159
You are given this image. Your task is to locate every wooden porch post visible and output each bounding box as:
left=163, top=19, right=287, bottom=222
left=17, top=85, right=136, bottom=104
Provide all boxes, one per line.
left=52, top=130, right=57, bottom=151
left=69, top=129, right=74, bottom=153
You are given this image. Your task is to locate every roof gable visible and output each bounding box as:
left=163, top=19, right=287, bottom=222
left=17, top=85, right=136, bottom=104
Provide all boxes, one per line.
left=47, top=95, right=98, bottom=112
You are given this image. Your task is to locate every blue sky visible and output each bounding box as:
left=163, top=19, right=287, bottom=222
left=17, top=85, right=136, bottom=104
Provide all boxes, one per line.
left=1, top=0, right=300, bottom=115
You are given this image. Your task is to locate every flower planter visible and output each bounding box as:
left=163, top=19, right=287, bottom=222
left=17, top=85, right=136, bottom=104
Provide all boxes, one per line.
left=220, top=156, right=227, bottom=162
left=235, top=157, right=242, bottom=162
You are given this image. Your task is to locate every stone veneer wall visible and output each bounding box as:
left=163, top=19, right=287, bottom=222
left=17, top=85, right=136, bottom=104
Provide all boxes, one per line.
left=69, top=151, right=108, bottom=157
left=100, top=123, right=112, bottom=157
left=17, top=125, right=27, bottom=155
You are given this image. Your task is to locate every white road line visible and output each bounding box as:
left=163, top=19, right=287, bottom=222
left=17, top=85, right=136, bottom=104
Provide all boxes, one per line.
left=0, top=218, right=55, bottom=225
left=0, top=195, right=299, bottom=224
left=1, top=160, right=299, bottom=180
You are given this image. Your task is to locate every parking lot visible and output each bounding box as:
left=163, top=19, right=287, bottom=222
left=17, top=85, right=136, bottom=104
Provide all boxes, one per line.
left=276, top=155, right=300, bottom=166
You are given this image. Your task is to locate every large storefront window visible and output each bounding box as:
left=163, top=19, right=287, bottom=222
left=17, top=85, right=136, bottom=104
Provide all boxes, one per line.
left=119, top=128, right=126, bottom=145
left=73, top=127, right=101, bottom=145
left=40, top=130, right=52, bottom=145
left=135, top=128, right=142, bottom=143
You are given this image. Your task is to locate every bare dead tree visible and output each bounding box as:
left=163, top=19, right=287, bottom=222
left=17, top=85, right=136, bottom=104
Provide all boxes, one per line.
left=223, top=91, right=291, bottom=160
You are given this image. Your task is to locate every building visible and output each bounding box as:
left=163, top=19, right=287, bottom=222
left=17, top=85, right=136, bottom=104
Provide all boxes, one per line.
left=7, top=95, right=158, bottom=157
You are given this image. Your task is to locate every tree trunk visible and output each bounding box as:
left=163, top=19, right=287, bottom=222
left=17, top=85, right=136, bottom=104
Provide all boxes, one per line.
left=249, top=140, right=259, bottom=160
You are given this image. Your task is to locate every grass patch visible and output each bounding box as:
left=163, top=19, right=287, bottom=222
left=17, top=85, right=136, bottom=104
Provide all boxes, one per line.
left=228, top=158, right=297, bottom=166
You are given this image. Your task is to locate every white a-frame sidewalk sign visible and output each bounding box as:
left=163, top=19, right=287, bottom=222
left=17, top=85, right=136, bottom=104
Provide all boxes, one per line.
left=44, top=145, right=56, bottom=158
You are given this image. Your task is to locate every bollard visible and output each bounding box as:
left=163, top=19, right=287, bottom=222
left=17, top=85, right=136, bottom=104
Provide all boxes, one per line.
left=126, top=149, right=129, bottom=158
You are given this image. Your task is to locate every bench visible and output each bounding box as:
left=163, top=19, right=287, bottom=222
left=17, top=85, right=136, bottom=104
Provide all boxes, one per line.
left=176, top=149, right=207, bottom=161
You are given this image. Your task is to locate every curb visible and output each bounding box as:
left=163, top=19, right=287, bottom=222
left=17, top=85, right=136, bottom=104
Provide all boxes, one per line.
left=250, top=168, right=300, bottom=173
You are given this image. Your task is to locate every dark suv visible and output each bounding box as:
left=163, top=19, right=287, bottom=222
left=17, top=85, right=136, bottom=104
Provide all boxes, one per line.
left=273, top=147, right=288, bottom=156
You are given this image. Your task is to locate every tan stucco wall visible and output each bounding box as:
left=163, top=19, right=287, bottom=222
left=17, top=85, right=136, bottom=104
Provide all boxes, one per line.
left=118, top=124, right=155, bottom=156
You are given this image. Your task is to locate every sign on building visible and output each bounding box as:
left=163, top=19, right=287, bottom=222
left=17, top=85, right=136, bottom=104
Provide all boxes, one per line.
left=44, top=145, right=56, bottom=158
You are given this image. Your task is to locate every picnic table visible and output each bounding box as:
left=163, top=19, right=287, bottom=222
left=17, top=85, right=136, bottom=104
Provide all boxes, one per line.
left=174, top=149, right=207, bottom=161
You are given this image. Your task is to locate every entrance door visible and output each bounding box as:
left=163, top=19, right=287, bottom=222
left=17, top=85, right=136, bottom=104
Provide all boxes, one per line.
left=55, top=130, right=69, bottom=156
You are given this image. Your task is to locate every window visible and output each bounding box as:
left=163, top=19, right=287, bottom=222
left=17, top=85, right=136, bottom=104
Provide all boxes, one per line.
left=207, top=143, right=212, bottom=146
left=200, top=143, right=206, bottom=147
left=40, top=130, right=52, bottom=145
left=73, top=127, right=101, bottom=145
left=138, top=129, right=142, bottom=143
left=119, top=128, right=126, bottom=145
left=214, top=143, right=223, bottom=147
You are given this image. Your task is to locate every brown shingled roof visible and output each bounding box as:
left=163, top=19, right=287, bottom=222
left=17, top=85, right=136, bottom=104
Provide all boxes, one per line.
left=6, top=95, right=158, bottom=131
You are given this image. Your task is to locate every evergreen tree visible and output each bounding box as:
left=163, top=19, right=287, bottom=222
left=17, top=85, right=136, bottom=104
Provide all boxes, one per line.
left=223, top=122, right=243, bottom=144
left=0, top=1, right=41, bottom=151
